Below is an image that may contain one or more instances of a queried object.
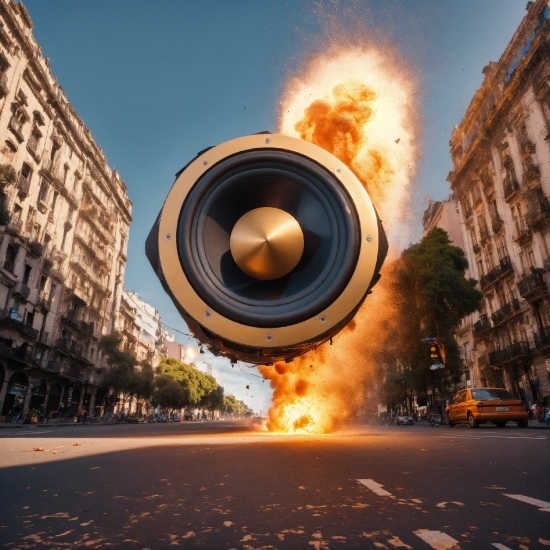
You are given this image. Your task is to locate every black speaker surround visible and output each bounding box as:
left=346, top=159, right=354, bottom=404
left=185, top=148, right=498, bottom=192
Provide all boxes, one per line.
left=146, top=133, right=387, bottom=364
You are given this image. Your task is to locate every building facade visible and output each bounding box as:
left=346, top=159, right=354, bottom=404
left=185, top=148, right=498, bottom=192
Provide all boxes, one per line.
left=448, top=0, right=550, bottom=407
left=120, top=289, right=166, bottom=367
left=0, top=0, right=132, bottom=421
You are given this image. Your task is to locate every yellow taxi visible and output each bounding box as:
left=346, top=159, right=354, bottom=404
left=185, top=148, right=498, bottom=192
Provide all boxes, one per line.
left=446, top=387, right=529, bottom=428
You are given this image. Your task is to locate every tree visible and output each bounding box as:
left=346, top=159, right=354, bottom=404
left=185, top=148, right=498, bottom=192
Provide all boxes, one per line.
left=152, top=375, right=188, bottom=412
left=99, top=332, right=140, bottom=408
left=378, top=228, right=482, bottom=409
left=157, top=357, right=223, bottom=408
left=224, top=395, right=253, bottom=416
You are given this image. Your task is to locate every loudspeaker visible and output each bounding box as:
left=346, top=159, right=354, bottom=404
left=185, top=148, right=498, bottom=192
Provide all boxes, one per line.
left=146, top=133, right=387, bottom=364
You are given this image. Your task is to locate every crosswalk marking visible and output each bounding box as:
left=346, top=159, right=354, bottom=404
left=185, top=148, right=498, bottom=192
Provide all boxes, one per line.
left=357, top=479, right=393, bottom=497
left=503, top=494, right=550, bottom=511
left=491, top=544, right=513, bottom=550
left=413, top=529, right=459, bottom=549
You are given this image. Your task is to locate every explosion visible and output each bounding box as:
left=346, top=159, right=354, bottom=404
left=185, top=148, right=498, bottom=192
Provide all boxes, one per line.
left=259, top=47, right=417, bottom=434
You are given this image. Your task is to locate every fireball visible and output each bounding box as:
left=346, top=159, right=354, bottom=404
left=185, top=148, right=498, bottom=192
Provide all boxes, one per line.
left=259, top=46, right=417, bottom=434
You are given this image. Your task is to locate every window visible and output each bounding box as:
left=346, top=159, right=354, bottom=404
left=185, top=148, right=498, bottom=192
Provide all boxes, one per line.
left=22, top=264, right=31, bottom=286
left=39, top=275, right=47, bottom=293
left=21, top=162, right=32, bottom=181
left=3, top=244, right=17, bottom=273
left=30, top=222, right=40, bottom=242
left=37, top=180, right=48, bottom=204
left=25, top=310, right=34, bottom=327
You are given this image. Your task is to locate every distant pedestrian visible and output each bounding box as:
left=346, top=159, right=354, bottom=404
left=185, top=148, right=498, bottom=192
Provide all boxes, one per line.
left=531, top=402, right=538, bottom=420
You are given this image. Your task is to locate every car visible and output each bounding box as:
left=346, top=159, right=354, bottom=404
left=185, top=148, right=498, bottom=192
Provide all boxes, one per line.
left=395, top=415, right=414, bottom=425
left=445, top=387, right=529, bottom=429
left=428, top=413, right=444, bottom=426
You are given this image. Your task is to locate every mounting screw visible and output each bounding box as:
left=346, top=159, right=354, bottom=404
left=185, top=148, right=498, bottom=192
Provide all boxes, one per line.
left=366, top=235, right=372, bottom=243
left=319, top=315, right=327, bottom=323
left=336, top=168, right=342, bottom=174
left=265, top=333, right=273, bottom=341
left=165, top=233, right=172, bottom=241
left=265, top=138, right=271, bottom=144
left=203, top=160, right=208, bottom=166
left=205, top=310, right=212, bottom=319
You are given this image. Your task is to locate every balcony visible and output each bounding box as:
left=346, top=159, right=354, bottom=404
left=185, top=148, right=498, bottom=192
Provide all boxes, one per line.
left=533, top=327, right=550, bottom=351
left=503, top=177, right=520, bottom=202
left=479, top=256, right=513, bottom=290
left=13, top=282, right=30, bottom=301
left=489, top=341, right=531, bottom=367
left=0, top=311, right=39, bottom=339
left=525, top=188, right=550, bottom=231
left=490, top=299, right=520, bottom=327
left=42, top=157, right=62, bottom=183
left=513, top=224, right=531, bottom=245
left=4, top=217, right=22, bottom=235
left=491, top=214, right=503, bottom=234
left=27, top=241, right=44, bottom=258
left=33, top=359, right=61, bottom=373
left=0, top=72, right=7, bottom=97
left=55, top=338, right=91, bottom=365
left=479, top=221, right=490, bottom=243
left=38, top=330, right=50, bottom=346
left=8, top=115, right=24, bottom=143
left=517, top=270, right=547, bottom=301
left=523, top=163, right=540, bottom=187
left=473, top=314, right=492, bottom=336
left=26, top=135, right=41, bottom=163
left=462, top=200, right=473, bottom=219
left=0, top=341, right=34, bottom=364
left=17, top=173, right=30, bottom=197
left=61, top=309, right=81, bottom=329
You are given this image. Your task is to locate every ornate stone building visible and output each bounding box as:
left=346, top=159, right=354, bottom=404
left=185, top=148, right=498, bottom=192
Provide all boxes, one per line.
left=0, top=0, right=132, bottom=420
left=448, top=0, right=550, bottom=407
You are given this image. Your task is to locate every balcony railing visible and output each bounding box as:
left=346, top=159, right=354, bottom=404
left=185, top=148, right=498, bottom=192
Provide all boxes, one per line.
left=489, top=341, right=531, bottom=366
left=0, top=341, right=34, bottom=363
left=525, top=187, right=550, bottom=230
left=490, top=299, right=520, bottom=327
left=517, top=270, right=547, bottom=299
left=28, top=241, right=44, bottom=258
left=534, top=327, right=550, bottom=350
left=473, top=314, right=492, bottom=335
left=503, top=177, right=520, bottom=202
left=26, top=135, right=41, bottom=162
left=54, top=338, right=91, bottom=364
left=513, top=224, right=531, bottom=244
left=17, top=173, right=30, bottom=196
left=0, top=311, right=39, bottom=339
left=42, top=157, right=62, bottom=182
left=0, top=72, right=7, bottom=96
left=5, top=217, right=23, bottom=235
left=13, top=281, right=30, bottom=300
left=479, top=256, right=513, bottom=290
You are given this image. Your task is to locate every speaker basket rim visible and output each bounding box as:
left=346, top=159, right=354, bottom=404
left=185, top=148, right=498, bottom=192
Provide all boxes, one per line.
left=158, top=133, right=380, bottom=348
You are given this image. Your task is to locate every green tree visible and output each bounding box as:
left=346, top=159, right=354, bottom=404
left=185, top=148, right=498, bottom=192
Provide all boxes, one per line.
left=379, top=228, right=482, bottom=408
left=157, top=357, right=222, bottom=407
left=152, top=375, right=188, bottom=412
left=100, top=332, right=140, bottom=408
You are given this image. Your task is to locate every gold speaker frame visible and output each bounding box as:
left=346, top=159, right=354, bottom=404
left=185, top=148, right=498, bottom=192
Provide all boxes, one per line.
left=158, top=134, right=380, bottom=349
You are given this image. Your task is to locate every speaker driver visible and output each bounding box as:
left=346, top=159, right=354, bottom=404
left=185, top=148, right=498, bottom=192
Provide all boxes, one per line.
left=147, top=133, right=387, bottom=363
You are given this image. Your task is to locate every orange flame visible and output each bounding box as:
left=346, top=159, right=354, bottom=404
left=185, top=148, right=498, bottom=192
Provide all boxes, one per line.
left=259, top=46, right=417, bottom=434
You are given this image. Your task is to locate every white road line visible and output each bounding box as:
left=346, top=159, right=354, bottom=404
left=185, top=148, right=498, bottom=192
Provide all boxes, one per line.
left=492, top=544, right=513, bottom=550
left=413, top=530, right=459, bottom=550
left=503, top=494, right=550, bottom=511
left=438, top=435, right=546, bottom=440
left=357, top=479, right=393, bottom=497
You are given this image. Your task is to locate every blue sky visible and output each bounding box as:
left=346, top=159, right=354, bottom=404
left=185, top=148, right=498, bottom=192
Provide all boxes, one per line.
left=24, top=0, right=528, bottom=412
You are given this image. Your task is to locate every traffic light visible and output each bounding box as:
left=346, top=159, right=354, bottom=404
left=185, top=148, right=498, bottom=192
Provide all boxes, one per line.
left=430, top=346, right=442, bottom=364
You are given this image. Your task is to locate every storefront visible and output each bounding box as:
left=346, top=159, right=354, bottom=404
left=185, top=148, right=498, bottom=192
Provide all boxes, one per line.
left=1, top=371, right=28, bottom=417
left=29, top=379, right=47, bottom=411
left=46, top=383, right=62, bottom=414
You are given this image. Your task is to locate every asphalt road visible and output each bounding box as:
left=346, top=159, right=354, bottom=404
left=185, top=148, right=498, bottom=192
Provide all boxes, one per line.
left=0, top=421, right=549, bottom=549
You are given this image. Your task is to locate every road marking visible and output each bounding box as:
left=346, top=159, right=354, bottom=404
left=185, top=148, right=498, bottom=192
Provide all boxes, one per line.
left=438, top=435, right=546, bottom=440
left=357, top=479, right=393, bottom=497
left=503, top=494, right=550, bottom=511
left=492, top=544, right=513, bottom=550
left=413, top=529, right=459, bottom=549
left=1, top=430, right=56, bottom=436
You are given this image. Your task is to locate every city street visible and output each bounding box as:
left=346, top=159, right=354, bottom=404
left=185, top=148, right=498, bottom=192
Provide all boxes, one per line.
left=0, top=421, right=549, bottom=549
